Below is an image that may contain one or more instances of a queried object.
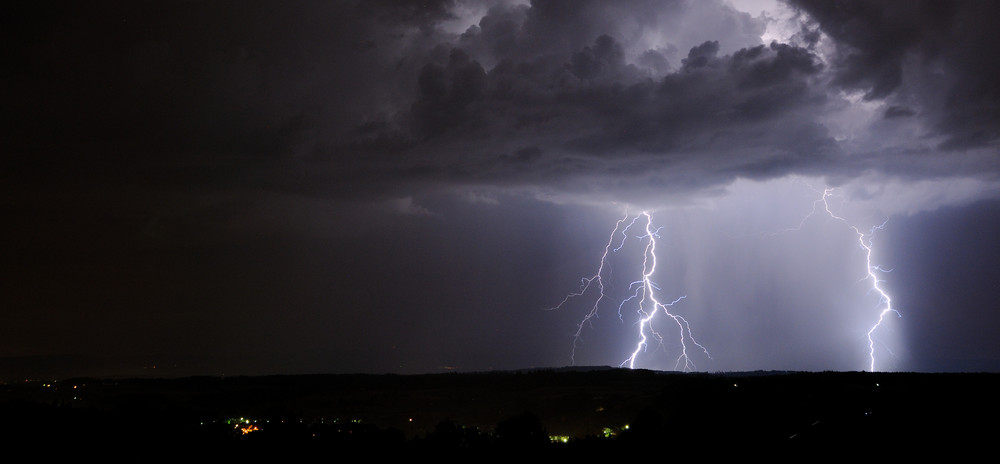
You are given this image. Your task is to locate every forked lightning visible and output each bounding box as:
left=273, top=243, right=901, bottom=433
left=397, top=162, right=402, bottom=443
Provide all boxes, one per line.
left=549, top=211, right=710, bottom=371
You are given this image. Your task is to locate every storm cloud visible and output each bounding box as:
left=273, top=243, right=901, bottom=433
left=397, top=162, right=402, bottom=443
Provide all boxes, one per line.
left=7, top=0, right=997, bottom=203
left=4, top=1, right=1000, bottom=377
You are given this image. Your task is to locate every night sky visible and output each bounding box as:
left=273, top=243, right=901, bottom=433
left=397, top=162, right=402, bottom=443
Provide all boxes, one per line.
left=4, top=0, right=1000, bottom=378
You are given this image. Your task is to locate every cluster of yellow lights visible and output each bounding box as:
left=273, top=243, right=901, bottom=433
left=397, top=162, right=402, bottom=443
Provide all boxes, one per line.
left=549, top=423, right=631, bottom=443
left=601, top=424, right=629, bottom=438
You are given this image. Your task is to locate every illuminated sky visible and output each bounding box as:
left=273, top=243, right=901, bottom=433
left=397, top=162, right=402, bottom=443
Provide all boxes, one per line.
left=4, top=0, right=1000, bottom=377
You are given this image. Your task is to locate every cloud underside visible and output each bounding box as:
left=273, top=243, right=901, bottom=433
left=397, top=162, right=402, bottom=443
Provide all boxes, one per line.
left=5, top=0, right=999, bottom=204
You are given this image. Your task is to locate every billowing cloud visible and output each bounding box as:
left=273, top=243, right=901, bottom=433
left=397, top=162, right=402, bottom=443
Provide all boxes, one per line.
left=789, top=0, right=1000, bottom=151
left=328, top=0, right=1000, bottom=207
left=9, top=0, right=996, bottom=206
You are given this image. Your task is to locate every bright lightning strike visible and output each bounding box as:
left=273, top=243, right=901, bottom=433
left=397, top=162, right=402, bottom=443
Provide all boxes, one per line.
left=549, top=211, right=710, bottom=371
left=794, top=187, right=902, bottom=372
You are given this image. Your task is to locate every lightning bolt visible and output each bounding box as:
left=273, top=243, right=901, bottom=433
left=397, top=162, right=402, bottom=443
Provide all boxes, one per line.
left=793, top=187, right=902, bottom=372
left=549, top=210, right=710, bottom=371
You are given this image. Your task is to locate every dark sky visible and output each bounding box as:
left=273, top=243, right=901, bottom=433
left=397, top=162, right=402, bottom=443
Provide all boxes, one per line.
left=4, top=0, right=1000, bottom=378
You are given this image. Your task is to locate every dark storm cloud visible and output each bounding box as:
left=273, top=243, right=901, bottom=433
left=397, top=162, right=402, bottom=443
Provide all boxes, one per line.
left=452, top=0, right=762, bottom=66
left=2, top=0, right=457, bottom=189
left=788, top=0, right=1000, bottom=151
left=338, top=0, right=998, bottom=202
left=343, top=0, right=842, bottom=203
left=412, top=48, right=489, bottom=136
left=7, top=0, right=998, bottom=205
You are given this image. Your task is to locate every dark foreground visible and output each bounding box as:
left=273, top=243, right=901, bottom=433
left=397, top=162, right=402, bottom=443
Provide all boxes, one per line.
left=3, top=369, right=996, bottom=458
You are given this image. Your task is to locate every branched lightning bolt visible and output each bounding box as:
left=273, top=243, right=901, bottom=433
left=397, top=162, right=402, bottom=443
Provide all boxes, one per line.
left=549, top=210, right=710, bottom=371
left=620, top=212, right=711, bottom=370
left=546, top=212, right=630, bottom=363
left=794, top=187, right=902, bottom=372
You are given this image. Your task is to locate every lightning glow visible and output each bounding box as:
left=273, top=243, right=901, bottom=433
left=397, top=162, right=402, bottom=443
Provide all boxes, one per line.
left=549, top=210, right=710, bottom=371
left=793, top=187, right=902, bottom=372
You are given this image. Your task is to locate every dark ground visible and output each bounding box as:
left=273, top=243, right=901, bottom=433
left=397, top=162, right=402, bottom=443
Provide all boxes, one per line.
left=2, top=368, right=996, bottom=458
